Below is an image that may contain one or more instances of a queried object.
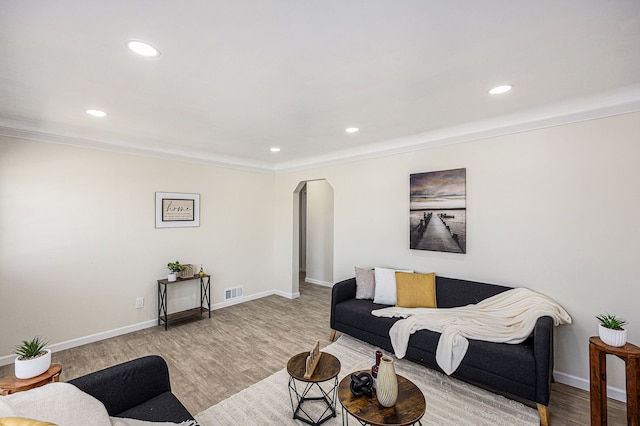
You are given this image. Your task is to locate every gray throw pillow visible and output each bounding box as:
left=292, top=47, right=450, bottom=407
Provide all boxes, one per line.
left=355, top=267, right=375, bottom=299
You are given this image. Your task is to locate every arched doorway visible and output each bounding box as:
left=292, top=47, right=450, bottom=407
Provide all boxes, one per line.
left=293, top=179, right=334, bottom=293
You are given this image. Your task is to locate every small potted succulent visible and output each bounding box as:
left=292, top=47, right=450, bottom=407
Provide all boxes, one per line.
left=14, top=336, right=51, bottom=379
left=596, top=313, right=628, bottom=347
left=167, top=261, right=185, bottom=282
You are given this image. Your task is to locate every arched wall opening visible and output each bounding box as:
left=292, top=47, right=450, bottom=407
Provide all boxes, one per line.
left=292, top=179, right=334, bottom=293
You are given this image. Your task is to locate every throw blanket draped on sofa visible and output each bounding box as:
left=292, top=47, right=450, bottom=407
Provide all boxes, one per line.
left=372, top=288, right=571, bottom=375
left=0, top=382, right=196, bottom=426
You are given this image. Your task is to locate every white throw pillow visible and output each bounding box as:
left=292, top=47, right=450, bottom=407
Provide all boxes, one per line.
left=373, top=267, right=413, bottom=305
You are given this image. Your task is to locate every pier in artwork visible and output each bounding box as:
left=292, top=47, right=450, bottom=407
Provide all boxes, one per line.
left=411, top=212, right=464, bottom=253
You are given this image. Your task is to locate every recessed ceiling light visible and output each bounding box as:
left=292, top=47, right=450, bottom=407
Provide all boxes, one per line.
left=86, top=109, right=108, bottom=117
left=489, top=85, right=513, bottom=95
left=270, top=147, right=281, bottom=152
left=345, top=127, right=359, bottom=133
left=127, top=40, right=160, bottom=57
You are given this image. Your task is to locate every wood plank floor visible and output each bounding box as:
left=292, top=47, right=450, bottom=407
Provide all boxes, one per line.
left=1, top=280, right=627, bottom=424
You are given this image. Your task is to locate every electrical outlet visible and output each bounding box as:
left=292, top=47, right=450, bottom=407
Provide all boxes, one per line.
left=135, top=297, right=144, bottom=309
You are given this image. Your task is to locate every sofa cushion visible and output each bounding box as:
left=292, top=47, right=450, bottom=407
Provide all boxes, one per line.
left=373, top=267, right=413, bottom=305
left=436, top=276, right=510, bottom=308
left=115, top=392, right=194, bottom=423
left=395, top=272, right=436, bottom=308
left=333, top=298, right=398, bottom=339
left=408, top=332, right=535, bottom=383
left=404, top=335, right=538, bottom=402
left=463, top=338, right=536, bottom=387
left=355, top=267, right=375, bottom=299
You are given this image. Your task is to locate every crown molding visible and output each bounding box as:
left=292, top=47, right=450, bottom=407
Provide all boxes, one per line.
left=0, top=126, right=276, bottom=174
left=1, top=86, right=639, bottom=175
left=274, top=86, right=640, bottom=172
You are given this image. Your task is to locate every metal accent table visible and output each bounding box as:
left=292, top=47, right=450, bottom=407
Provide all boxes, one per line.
left=287, top=351, right=341, bottom=426
left=157, top=274, right=211, bottom=330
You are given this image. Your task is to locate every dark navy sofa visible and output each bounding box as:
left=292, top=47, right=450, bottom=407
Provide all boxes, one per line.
left=330, top=276, right=554, bottom=426
left=69, top=355, right=195, bottom=423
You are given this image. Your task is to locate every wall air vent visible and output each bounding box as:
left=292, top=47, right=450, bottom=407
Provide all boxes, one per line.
left=224, top=286, right=243, bottom=301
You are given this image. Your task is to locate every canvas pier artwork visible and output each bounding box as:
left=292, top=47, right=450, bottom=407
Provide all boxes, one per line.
left=410, top=168, right=466, bottom=253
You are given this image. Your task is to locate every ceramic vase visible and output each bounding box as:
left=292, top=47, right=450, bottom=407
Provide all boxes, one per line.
left=599, top=324, right=627, bottom=347
left=168, top=273, right=177, bottom=282
left=15, top=349, right=52, bottom=379
left=376, top=355, right=398, bottom=407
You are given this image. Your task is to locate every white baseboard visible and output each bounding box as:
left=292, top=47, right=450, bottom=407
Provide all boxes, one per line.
left=274, top=290, right=300, bottom=299
left=0, top=319, right=158, bottom=367
left=2, top=292, right=626, bottom=406
left=554, top=370, right=626, bottom=402
left=212, top=288, right=300, bottom=310
left=304, top=277, right=333, bottom=287
left=0, top=288, right=301, bottom=367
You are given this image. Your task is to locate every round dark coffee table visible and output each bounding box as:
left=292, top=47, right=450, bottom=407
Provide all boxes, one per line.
left=338, top=370, right=425, bottom=426
left=287, top=351, right=341, bottom=426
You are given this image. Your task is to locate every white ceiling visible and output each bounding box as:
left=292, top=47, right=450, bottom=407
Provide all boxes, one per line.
left=1, top=1, right=640, bottom=172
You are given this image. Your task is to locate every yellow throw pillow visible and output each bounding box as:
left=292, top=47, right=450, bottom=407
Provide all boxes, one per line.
left=0, top=418, right=57, bottom=426
left=395, top=272, right=437, bottom=308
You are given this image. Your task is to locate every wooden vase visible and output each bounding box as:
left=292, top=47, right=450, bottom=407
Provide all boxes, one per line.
left=376, top=355, right=398, bottom=407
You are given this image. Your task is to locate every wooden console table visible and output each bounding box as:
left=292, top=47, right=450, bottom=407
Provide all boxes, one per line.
left=589, top=336, right=640, bottom=426
left=0, top=363, right=62, bottom=395
left=157, top=274, right=211, bottom=330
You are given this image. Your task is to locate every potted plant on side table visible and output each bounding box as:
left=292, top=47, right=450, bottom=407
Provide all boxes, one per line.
left=167, top=261, right=185, bottom=282
left=596, top=313, right=628, bottom=347
left=14, top=336, right=51, bottom=379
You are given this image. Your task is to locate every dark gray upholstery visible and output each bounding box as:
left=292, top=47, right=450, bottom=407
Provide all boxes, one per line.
left=330, top=276, right=554, bottom=407
left=68, top=355, right=194, bottom=423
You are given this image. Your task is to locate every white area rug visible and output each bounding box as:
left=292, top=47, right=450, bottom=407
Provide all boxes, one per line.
left=196, top=335, right=539, bottom=425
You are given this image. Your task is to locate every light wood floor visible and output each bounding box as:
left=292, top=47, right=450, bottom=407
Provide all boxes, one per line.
left=1, top=280, right=627, bottom=424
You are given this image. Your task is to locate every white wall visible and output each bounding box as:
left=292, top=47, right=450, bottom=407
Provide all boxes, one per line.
left=274, top=112, right=640, bottom=393
left=299, top=185, right=306, bottom=272
left=305, top=180, right=334, bottom=285
left=2, top=111, right=639, bottom=396
left=0, top=136, right=275, bottom=358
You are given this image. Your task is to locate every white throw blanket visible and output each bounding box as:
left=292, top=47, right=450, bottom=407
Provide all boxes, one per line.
left=372, top=288, right=571, bottom=375
left=0, top=382, right=196, bottom=426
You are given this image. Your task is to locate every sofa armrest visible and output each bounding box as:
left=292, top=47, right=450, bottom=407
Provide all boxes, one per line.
left=68, top=355, right=172, bottom=416
left=330, top=278, right=357, bottom=329
left=533, top=315, right=554, bottom=406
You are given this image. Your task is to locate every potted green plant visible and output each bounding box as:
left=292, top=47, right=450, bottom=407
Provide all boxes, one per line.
left=14, top=336, right=51, bottom=379
left=167, top=261, right=185, bottom=282
left=596, top=313, right=628, bottom=347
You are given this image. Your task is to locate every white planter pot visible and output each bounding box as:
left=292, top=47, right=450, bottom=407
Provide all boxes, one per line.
left=168, top=273, right=177, bottom=282
left=15, top=349, right=52, bottom=379
left=599, top=324, right=627, bottom=347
